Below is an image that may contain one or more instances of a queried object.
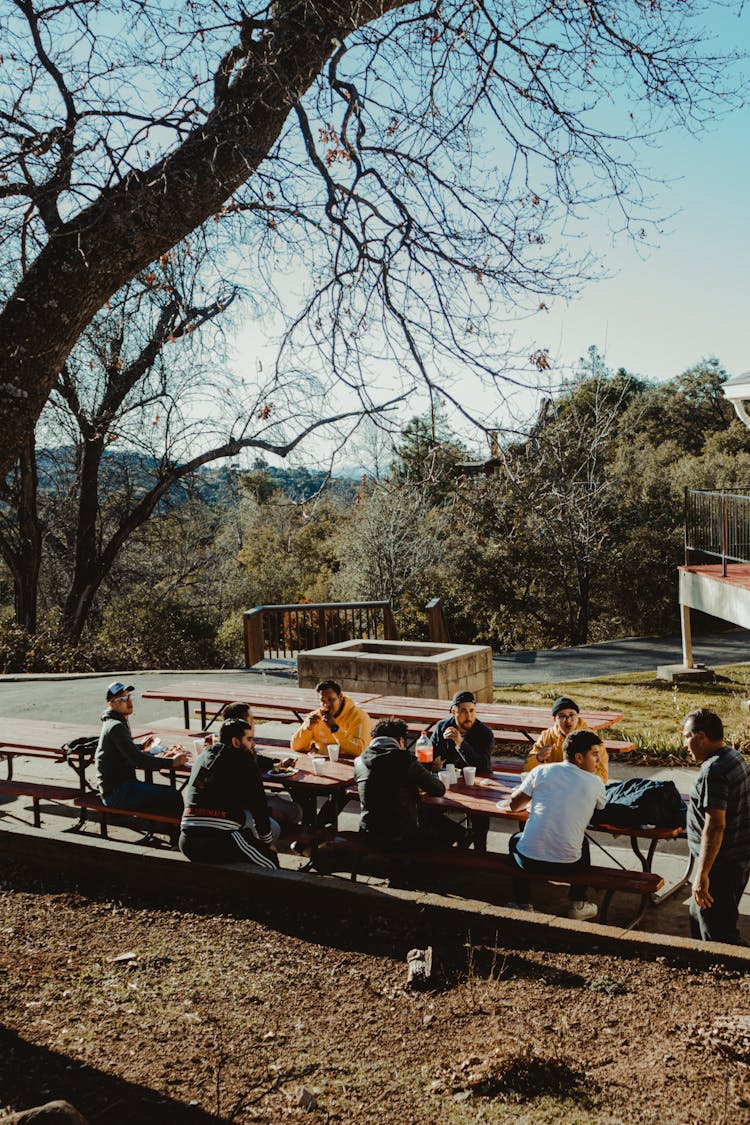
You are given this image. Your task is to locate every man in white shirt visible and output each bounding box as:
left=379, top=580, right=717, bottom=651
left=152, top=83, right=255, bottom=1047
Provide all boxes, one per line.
left=504, top=729, right=607, bottom=920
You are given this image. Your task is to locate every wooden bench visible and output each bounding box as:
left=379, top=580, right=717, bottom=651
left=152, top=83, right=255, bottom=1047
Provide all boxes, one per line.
left=0, top=779, right=80, bottom=827
left=306, top=831, right=663, bottom=927
left=73, top=794, right=181, bottom=844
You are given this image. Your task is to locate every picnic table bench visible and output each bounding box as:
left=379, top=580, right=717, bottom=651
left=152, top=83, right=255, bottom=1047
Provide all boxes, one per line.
left=304, top=830, right=664, bottom=927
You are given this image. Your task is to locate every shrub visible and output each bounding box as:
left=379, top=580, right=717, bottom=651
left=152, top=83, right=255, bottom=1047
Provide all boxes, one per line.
left=91, top=596, right=219, bottom=669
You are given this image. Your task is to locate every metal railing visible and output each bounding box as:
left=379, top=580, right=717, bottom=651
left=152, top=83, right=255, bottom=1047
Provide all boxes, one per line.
left=243, top=601, right=399, bottom=667
left=684, top=488, right=750, bottom=574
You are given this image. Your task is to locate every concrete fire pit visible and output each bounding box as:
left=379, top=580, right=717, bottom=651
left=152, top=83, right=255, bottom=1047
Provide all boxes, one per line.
left=297, top=639, right=493, bottom=702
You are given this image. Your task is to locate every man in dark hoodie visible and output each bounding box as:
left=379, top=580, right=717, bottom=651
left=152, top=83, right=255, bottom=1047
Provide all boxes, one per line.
left=429, top=689, right=494, bottom=850
left=354, top=718, right=446, bottom=847
left=179, top=717, right=279, bottom=869
left=95, top=680, right=186, bottom=816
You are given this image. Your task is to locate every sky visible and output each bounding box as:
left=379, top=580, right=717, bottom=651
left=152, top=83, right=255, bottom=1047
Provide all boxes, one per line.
left=233, top=2, right=750, bottom=462
left=530, top=96, right=750, bottom=386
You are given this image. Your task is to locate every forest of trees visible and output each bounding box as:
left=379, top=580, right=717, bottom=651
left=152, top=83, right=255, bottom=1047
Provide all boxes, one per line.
left=0, top=350, right=746, bottom=672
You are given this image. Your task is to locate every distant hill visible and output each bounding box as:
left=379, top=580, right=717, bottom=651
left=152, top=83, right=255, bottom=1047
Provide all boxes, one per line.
left=33, top=447, right=357, bottom=505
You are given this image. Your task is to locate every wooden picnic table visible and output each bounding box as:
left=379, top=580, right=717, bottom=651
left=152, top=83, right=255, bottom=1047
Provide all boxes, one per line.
left=364, top=696, right=623, bottom=742
left=139, top=683, right=623, bottom=745
left=423, top=769, right=689, bottom=905
left=140, top=681, right=381, bottom=729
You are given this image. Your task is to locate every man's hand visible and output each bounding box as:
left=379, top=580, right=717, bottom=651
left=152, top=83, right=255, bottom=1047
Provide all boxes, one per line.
left=692, top=871, right=714, bottom=910
left=444, top=727, right=462, bottom=746
left=302, top=710, right=321, bottom=730
left=432, top=755, right=444, bottom=772
left=535, top=745, right=551, bottom=762
left=141, top=735, right=155, bottom=752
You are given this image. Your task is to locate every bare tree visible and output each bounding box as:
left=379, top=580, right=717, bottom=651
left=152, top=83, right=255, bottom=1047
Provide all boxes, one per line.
left=0, top=0, right=739, bottom=478
left=0, top=248, right=386, bottom=640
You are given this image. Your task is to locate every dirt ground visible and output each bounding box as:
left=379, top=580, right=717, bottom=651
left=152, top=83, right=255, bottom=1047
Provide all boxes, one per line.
left=1, top=862, right=749, bottom=1125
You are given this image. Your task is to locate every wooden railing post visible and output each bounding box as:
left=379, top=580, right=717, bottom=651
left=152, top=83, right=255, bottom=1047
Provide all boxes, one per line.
left=382, top=604, right=399, bottom=640
left=243, top=609, right=266, bottom=668
left=426, top=597, right=450, bottom=642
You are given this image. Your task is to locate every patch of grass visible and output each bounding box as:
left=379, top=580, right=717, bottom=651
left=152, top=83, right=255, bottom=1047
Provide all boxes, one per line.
left=494, top=663, right=750, bottom=758
left=587, top=975, right=627, bottom=996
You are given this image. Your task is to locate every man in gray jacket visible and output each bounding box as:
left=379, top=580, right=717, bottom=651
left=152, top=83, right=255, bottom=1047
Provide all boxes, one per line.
left=95, top=681, right=186, bottom=816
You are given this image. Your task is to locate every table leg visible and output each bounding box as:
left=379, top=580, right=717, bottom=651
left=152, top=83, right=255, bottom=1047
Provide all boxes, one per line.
left=2, top=751, right=12, bottom=781
left=650, top=851, right=694, bottom=906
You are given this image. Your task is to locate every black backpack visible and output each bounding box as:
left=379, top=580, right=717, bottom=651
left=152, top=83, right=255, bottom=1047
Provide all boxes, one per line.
left=62, top=735, right=99, bottom=791
left=591, top=777, right=687, bottom=829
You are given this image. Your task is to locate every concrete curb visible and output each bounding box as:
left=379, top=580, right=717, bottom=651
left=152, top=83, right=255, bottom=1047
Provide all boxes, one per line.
left=2, top=821, right=749, bottom=969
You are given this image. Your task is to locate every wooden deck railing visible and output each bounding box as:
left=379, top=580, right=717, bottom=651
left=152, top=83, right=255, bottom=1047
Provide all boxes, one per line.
left=425, top=597, right=450, bottom=643
left=685, top=488, right=750, bottom=575
left=243, top=601, right=399, bottom=667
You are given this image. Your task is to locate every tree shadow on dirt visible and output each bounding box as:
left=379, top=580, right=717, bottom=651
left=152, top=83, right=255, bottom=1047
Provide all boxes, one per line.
left=0, top=1025, right=225, bottom=1124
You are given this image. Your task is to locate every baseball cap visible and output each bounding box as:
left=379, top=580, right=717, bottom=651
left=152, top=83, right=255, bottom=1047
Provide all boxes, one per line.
left=106, top=681, right=135, bottom=701
left=452, top=690, right=476, bottom=707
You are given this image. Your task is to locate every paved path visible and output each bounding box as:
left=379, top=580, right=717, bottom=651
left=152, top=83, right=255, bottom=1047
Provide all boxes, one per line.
left=491, top=628, right=750, bottom=685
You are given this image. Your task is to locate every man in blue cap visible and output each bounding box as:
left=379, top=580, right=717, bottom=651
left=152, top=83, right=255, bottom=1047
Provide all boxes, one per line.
left=95, top=680, right=186, bottom=817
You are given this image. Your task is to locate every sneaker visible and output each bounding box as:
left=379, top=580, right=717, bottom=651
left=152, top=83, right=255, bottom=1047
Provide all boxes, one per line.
left=506, top=901, right=534, bottom=912
left=567, top=901, right=598, bottom=921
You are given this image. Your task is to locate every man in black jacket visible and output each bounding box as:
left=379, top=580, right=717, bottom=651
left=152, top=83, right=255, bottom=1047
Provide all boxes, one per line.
left=179, top=718, right=279, bottom=869
left=430, top=689, right=494, bottom=850
left=354, top=718, right=446, bottom=847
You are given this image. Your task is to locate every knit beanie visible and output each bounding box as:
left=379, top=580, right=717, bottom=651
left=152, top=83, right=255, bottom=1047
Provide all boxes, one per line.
left=551, top=696, right=579, bottom=717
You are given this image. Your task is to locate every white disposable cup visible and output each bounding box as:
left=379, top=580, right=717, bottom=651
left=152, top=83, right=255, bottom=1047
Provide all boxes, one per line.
left=192, top=739, right=204, bottom=756
left=312, top=756, right=326, bottom=775
left=446, top=763, right=457, bottom=784
left=462, top=766, right=477, bottom=786
left=327, top=743, right=340, bottom=763
left=438, top=769, right=451, bottom=790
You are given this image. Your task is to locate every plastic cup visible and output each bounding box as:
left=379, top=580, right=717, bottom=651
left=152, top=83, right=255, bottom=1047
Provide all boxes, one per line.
left=438, top=769, right=451, bottom=790
left=312, top=756, right=326, bottom=775
left=462, top=766, right=477, bottom=786
left=192, top=739, right=205, bottom=757
left=446, top=763, right=458, bottom=784
left=327, top=743, right=340, bottom=763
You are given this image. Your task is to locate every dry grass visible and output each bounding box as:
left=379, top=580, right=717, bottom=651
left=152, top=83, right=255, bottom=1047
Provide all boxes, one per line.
left=494, top=663, right=750, bottom=761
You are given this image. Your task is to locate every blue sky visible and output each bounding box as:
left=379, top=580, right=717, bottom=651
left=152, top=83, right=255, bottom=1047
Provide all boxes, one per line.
left=526, top=5, right=750, bottom=387
left=234, top=2, right=750, bottom=459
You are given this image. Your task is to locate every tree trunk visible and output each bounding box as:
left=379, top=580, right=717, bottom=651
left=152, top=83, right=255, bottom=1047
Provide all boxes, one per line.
left=11, top=436, right=42, bottom=633
left=58, top=435, right=107, bottom=644
left=0, top=1, right=407, bottom=480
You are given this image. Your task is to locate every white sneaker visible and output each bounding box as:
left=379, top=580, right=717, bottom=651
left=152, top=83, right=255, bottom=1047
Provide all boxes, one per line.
left=567, top=901, right=598, bottom=921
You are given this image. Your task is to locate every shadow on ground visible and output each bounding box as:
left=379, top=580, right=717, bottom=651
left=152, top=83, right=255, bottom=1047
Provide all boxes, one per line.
left=0, top=1025, right=225, bottom=1124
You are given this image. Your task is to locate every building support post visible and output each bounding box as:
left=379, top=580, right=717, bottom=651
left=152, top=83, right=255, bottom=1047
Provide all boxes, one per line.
left=680, top=603, right=694, bottom=668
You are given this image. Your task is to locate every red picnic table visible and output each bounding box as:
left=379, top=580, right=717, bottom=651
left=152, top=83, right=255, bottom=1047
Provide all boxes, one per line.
left=363, top=695, right=623, bottom=743
left=140, top=680, right=381, bottom=730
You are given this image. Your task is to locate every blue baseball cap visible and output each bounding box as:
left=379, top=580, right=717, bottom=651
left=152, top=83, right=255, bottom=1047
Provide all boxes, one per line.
left=106, top=681, right=134, bottom=701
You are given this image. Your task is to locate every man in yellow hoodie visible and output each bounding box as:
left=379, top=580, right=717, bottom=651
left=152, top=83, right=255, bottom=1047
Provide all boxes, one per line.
left=523, top=696, right=608, bottom=784
left=291, top=679, right=372, bottom=758
left=291, top=679, right=372, bottom=828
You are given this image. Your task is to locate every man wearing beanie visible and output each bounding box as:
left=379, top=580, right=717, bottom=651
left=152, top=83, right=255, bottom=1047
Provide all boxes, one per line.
left=430, top=689, right=494, bottom=850
left=523, top=696, right=608, bottom=784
